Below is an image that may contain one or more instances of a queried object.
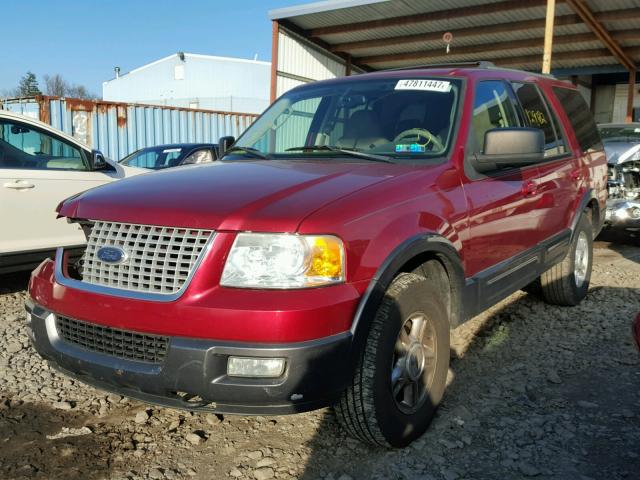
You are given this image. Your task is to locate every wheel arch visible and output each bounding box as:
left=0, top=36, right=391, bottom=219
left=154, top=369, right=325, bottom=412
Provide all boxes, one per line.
left=571, top=188, right=601, bottom=238
left=349, top=233, right=465, bottom=365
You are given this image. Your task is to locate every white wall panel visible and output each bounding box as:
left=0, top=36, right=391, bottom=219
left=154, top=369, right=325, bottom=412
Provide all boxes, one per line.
left=276, top=76, right=306, bottom=96
left=612, top=83, right=640, bottom=123
left=593, top=85, right=615, bottom=124
left=276, top=28, right=347, bottom=98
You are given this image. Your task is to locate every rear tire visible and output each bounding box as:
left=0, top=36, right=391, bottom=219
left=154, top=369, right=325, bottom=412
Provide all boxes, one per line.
left=336, top=271, right=450, bottom=448
left=540, top=213, right=593, bottom=306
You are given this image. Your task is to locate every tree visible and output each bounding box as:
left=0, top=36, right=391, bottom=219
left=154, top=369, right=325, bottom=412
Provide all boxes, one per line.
left=17, top=72, right=41, bottom=96
left=43, top=74, right=66, bottom=96
left=43, top=73, right=95, bottom=99
left=0, top=87, right=20, bottom=98
left=67, top=84, right=91, bottom=98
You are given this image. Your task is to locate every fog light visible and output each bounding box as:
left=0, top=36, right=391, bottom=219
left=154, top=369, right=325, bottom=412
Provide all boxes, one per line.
left=227, top=357, right=286, bottom=378
left=630, top=207, right=640, bottom=219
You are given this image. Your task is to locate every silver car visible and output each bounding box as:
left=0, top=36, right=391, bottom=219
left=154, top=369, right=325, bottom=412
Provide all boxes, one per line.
left=599, top=123, right=640, bottom=229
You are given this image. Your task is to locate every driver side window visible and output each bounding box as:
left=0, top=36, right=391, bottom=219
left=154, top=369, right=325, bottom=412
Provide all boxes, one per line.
left=0, top=120, right=86, bottom=170
left=471, top=81, right=521, bottom=154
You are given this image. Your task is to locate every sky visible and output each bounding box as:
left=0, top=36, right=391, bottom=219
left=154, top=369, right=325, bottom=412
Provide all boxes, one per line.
left=0, top=0, right=313, bottom=96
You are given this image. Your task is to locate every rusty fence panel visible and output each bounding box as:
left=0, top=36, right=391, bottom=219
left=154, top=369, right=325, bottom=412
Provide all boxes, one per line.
left=2, top=96, right=259, bottom=160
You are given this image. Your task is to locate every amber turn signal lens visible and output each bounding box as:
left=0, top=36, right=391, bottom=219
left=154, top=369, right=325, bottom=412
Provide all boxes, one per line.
left=306, top=236, right=344, bottom=279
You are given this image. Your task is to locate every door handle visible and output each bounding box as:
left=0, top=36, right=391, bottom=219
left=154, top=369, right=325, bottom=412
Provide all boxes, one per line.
left=522, top=180, right=538, bottom=196
left=3, top=180, right=35, bottom=190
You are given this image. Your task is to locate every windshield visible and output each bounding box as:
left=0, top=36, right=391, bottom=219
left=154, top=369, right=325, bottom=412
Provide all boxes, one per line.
left=598, top=125, right=640, bottom=144
left=232, top=77, right=462, bottom=161
left=120, top=146, right=187, bottom=169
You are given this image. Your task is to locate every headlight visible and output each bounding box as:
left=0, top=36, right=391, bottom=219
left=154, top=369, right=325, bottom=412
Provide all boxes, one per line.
left=221, top=233, right=345, bottom=288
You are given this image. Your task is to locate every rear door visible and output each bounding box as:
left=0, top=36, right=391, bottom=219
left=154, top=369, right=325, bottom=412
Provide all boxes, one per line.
left=511, top=81, right=576, bottom=255
left=0, top=118, right=118, bottom=254
left=551, top=86, right=608, bottom=226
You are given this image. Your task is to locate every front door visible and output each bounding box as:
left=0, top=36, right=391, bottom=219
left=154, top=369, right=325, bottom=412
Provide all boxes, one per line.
left=0, top=118, right=117, bottom=254
left=462, top=80, right=543, bottom=305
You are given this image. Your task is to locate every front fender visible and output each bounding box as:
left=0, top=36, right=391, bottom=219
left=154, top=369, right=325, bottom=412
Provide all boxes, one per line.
left=347, top=232, right=466, bottom=373
left=347, top=202, right=465, bottom=284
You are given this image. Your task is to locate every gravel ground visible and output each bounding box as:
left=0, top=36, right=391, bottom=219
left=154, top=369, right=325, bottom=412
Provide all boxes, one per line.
left=1, top=234, right=638, bottom=480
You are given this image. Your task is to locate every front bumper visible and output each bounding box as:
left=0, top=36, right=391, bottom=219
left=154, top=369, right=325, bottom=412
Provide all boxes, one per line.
left=605, top=199, right=640, bottom=228
left=25, top=298, right=353, bottom=414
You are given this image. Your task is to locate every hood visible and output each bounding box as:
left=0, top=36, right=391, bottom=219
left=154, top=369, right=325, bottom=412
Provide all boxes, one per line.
left=58, top=160, right=403, bottom=232
left=604, top=142, right=640, bottom=165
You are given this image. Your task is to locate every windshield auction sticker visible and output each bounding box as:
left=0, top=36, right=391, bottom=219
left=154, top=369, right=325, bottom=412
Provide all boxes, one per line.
left=395, top=79, right=452, bottom=93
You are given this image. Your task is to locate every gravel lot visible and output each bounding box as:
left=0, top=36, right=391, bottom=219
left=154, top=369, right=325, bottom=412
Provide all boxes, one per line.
left=1, top=233, right=638, bottom=480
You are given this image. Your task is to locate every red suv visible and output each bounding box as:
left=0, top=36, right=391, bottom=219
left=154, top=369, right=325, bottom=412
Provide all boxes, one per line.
left=26, top=63, right=607, bottom=448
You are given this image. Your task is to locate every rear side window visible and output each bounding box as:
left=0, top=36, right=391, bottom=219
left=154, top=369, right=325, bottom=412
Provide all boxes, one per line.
left=552, top=87, right=603, bottom=153
left=471, top=80, right=521, bottom=153
left=512, top=82, right=566, bottom=157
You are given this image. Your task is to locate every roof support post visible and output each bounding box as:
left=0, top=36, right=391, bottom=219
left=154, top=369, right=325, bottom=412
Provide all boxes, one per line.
left=627, top=69, right=636, bottom=123
left=270, top=21, right=280, bottom=104
left=542, top=0, right=555, bottom=74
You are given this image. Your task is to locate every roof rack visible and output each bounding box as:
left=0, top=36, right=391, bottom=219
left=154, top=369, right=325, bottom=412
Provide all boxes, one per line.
left=384, top=61, right=496, bottom=71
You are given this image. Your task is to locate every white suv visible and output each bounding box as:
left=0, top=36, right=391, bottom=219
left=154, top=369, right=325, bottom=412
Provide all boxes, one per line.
left=0, top=110, right=142, bottom=273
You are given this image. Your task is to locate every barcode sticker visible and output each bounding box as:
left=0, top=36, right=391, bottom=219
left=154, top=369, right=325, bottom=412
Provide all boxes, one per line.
left=395, top=79, right=452, bottom=92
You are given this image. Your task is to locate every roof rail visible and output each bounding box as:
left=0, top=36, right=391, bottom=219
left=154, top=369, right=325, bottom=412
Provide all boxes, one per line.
left=384, top=61, right=496, bottom=71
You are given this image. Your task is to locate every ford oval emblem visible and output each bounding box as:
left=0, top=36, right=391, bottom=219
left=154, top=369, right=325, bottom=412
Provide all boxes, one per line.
left=96, top=246, right=128, bottom=264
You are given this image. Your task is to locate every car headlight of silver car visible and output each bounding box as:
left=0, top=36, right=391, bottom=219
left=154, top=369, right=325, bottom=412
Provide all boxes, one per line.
left=221, top=233, right=345, bottom=288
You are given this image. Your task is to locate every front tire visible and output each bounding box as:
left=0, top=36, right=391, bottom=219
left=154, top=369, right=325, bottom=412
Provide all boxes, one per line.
left=540, top=213, right=593, bottom=306
left=336, top=271, right=450, bottom=448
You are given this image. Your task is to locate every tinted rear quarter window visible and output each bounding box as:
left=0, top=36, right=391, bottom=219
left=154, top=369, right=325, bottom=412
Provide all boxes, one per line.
left=512, top=82, right=566, bottom=157
left=552, top=87, right=602, bottom=153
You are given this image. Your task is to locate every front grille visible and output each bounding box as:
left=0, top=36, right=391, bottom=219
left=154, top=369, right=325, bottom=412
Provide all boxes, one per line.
left=56, top=315, right=169, bottom=364
left=78, top=221, right=213, bottom=295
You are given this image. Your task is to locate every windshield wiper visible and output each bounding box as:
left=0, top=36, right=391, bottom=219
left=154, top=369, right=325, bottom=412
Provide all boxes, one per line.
left=285, top=145, right=394, bottom=163
left=223, top=146, right=269, bottom=159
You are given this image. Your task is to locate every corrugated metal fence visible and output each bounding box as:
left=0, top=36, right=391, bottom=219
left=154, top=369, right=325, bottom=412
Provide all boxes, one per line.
left=1, top=96, right=258, bottom=160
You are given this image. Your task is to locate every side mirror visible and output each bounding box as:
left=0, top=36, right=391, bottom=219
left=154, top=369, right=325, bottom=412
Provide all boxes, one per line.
left=91, top=150, right=108, bottom=170
left=218, top=136, right=235, bottom=157
left=473, top=128, right=544, bottom=173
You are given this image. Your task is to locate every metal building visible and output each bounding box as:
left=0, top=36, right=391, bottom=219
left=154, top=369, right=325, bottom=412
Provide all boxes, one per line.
left=103, top=53, right=271, bottom=115
left=268, top=0, right=640, bottom=123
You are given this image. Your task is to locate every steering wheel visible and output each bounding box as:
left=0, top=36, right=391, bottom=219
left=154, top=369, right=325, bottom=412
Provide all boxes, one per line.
left=393, top=128, right=444, bottom=152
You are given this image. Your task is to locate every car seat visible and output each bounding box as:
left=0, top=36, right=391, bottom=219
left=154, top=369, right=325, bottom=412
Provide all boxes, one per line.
left=337, top=110, right=388, bottom=151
